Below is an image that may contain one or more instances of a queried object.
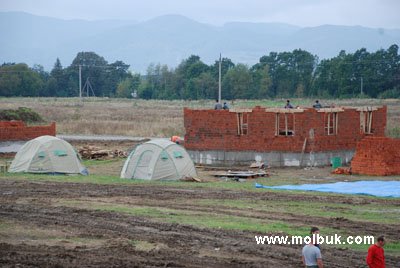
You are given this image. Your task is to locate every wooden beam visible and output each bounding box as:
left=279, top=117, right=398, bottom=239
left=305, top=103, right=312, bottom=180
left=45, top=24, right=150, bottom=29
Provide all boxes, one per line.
left=368, top=111, right=373, bottom=133
left=285, top=114, right=288, bottom=136
left=360, top=111, right=365, bottom=133
left=265, top=108, right=304, bottom=113
left=317, top=107, right=344, bottom=113
left=327, top=113, right=331, bottom=135
left=236, top=113, right=240, bottom=135
left=356, top=106, right=379, bottom=112
left=229, top=108, right=253, bottom=113
left=335, top=113, right=338, bottom=135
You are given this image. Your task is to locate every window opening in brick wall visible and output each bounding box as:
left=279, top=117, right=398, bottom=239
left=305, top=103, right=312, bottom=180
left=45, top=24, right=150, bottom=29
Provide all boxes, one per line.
left=325, top=112, right=338, bottom=135
left=360, top=110, right=373, bottom=134
left=275, top=113, right=294, bottom=136
left=237, top=113, right=248, bottom=135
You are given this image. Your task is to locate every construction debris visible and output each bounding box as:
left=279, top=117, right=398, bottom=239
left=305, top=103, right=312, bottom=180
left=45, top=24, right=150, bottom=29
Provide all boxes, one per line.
left=331, top=167, right=352, bottom=175
left=249, top=162, right=265, bottom=169
left=180, top=176, right=202, bottom=182
left=214, top=170, right=268, bottom=179
left=79, top=146, right=127, bottom=160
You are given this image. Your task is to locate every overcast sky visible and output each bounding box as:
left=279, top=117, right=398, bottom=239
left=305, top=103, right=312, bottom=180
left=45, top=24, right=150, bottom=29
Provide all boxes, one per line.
left=1, top=0, right=399, bottom=28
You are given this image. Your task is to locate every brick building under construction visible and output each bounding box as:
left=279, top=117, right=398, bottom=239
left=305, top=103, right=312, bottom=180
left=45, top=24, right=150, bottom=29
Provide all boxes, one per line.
left=184, top=105, right=387, bottom=167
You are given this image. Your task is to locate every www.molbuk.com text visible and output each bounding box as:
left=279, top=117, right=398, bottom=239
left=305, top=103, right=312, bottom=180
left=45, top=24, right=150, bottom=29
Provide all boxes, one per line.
left=255, top=234, right=374, bottom=245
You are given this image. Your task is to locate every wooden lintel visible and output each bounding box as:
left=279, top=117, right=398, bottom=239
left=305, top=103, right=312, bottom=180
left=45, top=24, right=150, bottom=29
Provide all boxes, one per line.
left=355, top=106, right=379, bottom=112
left=317, top=108, right=344, bottom=113
left=265, top=108, right=304, bottom=113
left=229, top=108, right=253, bottom=113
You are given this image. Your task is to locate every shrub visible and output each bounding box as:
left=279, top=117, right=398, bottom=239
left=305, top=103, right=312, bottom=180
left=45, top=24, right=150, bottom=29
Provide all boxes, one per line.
left=0, top=107, right=43, bottom=123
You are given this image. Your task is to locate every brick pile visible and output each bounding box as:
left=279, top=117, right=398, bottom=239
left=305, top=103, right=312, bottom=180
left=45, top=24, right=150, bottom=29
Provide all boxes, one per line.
left=351, top=137, right=400, bottom=176
left=184, top=106, right=386, bottom=153
left=0, top=121, right=56, bottom=141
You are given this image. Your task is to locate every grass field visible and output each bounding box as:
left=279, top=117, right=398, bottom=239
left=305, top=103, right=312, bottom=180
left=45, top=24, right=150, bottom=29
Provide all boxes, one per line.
left=1, top=97, right=399, bottom=137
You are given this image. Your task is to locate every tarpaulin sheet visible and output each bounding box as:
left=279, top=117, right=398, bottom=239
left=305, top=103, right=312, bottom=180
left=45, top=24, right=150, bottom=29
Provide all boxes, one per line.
left=255, top=181, right=400, bottom=198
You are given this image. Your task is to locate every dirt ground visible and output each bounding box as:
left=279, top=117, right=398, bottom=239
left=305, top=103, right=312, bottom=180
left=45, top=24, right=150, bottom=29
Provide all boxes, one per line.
left=1, top=179, right=400, bottom=268
left=1, top=140, right=400, bottom=267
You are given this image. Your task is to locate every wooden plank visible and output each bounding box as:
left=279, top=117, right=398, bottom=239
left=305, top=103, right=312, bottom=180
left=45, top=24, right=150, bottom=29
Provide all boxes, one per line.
left=327, top=113, right=331, bottom=135
left=293, top=114, right=296, bottom=135
left=229, top=108, right=253, bottom=113
left=236, top=113, right=240, bottom=135
left=335, top=113, right=339, bottom=135
left=356, top=106, right=379, bottom=112
left=368, top=111, right=373, bottom=133
left=317, top=107, right=344, bottom=113
left=265, top=108, right=304, bottom=113
left=214, top=170, right=267, bottom=178
left=360, top=111, right=365, bottom=133
left=285, top=114, right=288, bottom=136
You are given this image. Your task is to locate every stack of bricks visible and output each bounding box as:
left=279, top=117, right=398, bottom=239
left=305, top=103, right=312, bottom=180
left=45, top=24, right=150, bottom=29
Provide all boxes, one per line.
left=184, top=106, right=386, bottom=153
left=351, top=137, right=400, bottom=176
left=0, top=121, right=56, bottom=141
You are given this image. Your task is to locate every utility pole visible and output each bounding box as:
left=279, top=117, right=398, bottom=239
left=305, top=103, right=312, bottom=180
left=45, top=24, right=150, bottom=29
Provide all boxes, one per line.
left=218, top=53, right=221, bottom=103
left=360, top=77, right=363, bottom=95
left=79, top=65, right=82, bottom=99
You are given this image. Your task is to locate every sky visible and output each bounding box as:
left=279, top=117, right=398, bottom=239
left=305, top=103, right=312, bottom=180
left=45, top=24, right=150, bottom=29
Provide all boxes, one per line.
left=1, top=0, right=400, bottom=28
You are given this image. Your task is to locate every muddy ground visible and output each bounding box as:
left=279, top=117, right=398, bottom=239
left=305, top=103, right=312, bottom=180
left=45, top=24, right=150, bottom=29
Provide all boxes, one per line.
left=1, top=140, right=399, bottom=267
left=1, top=180, right=400, bottom=268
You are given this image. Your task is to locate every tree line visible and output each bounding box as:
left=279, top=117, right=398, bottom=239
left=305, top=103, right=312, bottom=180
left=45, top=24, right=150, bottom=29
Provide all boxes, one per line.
left=1, top=45, right=399, bottom=99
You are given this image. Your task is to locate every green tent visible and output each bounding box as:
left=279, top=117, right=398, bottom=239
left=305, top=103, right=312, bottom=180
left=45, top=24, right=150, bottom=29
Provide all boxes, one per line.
left=9, top=135, right=88, bottom=175
left=120, top=139, right=197, bottom=180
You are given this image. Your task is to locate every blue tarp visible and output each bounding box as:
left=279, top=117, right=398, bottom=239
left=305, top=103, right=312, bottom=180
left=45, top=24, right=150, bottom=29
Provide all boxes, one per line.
left=255, top=181, right=400, bottom=198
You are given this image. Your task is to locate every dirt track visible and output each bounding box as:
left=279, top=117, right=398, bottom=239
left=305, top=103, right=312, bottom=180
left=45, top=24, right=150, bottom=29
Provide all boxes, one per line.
left=1, top=179, right=399, bottom=267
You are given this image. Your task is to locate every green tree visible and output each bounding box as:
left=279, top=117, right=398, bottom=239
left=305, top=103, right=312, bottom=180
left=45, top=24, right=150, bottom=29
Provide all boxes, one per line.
left=222, top=64, right=253, bottom=99
left=116, top=73, right=141, bottom=98
left=69, top=52, right=108, bottom=97
left=257, top=49, right=317, bottom=97
left=211, top=57, right=235, bottom=80
left=105, top=60, right=131, bottom=96
left=0, top=63, right=44, bottom=96
left=46, top=58, right=67, bottom=96
left=251, top=64, right=272, bottom=97
left=174, top=55, right=210, bottom=99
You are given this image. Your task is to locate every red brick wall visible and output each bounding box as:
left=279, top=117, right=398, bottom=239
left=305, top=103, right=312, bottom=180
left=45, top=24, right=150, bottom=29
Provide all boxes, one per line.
left=351, top=137, right=400, bottom=176
left=0, top=121, right=56, bottom=141
left=184, top=106, right=386, bottom=153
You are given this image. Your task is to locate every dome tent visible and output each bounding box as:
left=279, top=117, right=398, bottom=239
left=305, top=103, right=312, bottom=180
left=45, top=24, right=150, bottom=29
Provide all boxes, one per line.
left=120, top=139, right=197, bottom=180
left=9, top=135, right=88, bottom=175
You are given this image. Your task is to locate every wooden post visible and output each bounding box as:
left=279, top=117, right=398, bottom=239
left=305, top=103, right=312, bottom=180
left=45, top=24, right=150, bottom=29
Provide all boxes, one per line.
left=368, top=111, right=373, bottom=134
left=236, top=113, right=240, bottom=135
left=285, top=114, right=288, bottom=136
left=327, top=113, right=331, bottom=135
left=360, top=111, right=365, bottom=133
left=335, top=112, right=338, bottom=135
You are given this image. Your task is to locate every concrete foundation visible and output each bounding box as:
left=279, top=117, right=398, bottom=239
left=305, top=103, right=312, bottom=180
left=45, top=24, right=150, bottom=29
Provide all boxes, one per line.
left=188, top=149, right=355, bottom=167
left=0, top=141, right=26, bottom=153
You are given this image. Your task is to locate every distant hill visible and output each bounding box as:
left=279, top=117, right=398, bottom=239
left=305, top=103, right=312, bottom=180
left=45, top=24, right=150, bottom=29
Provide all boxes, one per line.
left=1, top=12, right=399, bottom=73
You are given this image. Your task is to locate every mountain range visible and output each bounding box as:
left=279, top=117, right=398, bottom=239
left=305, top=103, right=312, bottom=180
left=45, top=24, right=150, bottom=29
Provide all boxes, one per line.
left=1, top=12, right=399, bottom=73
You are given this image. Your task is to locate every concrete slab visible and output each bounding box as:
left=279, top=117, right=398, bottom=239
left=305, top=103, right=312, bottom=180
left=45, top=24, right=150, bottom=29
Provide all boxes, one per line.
left=188, top=149, right=355, bottom=167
